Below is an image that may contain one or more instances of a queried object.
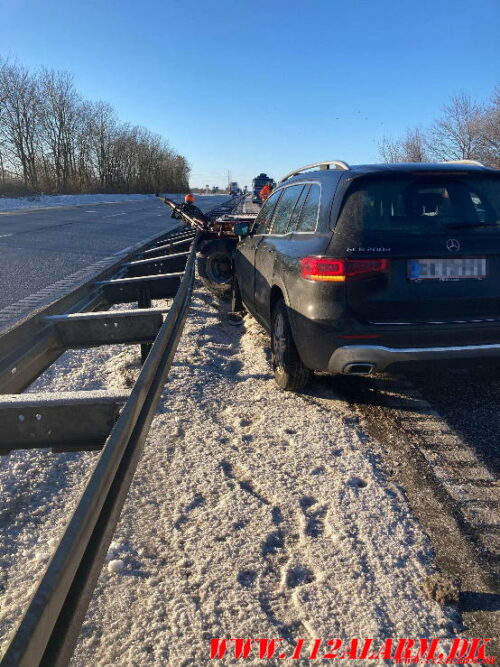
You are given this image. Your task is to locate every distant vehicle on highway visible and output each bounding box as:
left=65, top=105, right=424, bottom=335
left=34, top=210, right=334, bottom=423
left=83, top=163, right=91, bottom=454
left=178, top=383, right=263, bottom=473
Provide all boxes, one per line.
left=229, top=182, right=240, bottom=196
left=252, top=173, right=274, bottom=204
left=233, top=160, right=500, bottom=390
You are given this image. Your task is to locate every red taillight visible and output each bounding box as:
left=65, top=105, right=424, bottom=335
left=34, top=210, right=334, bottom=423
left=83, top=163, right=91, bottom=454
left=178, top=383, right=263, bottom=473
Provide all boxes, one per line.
left=299, top=257, right=389, bottom=282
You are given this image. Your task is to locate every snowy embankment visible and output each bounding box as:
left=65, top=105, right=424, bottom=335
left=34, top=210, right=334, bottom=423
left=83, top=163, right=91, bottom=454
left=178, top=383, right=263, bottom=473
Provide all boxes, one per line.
left=0, top=286, right=459, bottom=664
left=0, top=193, right=167, bottom=212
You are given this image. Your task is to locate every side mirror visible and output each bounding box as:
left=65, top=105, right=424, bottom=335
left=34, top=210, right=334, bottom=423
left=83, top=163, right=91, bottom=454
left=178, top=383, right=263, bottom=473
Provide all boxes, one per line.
left=234, top=221, right=251, bottom=237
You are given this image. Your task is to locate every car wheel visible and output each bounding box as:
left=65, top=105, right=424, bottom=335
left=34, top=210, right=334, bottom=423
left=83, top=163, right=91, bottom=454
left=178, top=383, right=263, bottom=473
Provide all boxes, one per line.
left=271, top=299, right=311, bottom=391
left=197, top=240, right=234, bottom=300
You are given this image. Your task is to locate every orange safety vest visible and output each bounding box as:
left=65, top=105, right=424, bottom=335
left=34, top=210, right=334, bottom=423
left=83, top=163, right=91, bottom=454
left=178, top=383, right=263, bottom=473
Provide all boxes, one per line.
left=259, top=184, right=272, bottom=201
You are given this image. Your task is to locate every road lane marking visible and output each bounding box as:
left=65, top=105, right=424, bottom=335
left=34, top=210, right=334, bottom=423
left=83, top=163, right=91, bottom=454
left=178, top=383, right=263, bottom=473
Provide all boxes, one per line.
left=0, top=233, right=13, bottom=238
left=0, top=198, right=152, bottom=216
left=102, top=212, right=128, bottom=219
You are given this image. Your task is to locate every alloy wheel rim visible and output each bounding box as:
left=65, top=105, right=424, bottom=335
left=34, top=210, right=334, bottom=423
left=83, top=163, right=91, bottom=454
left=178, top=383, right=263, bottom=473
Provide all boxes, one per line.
left=273, top=312, right=287, bottom=370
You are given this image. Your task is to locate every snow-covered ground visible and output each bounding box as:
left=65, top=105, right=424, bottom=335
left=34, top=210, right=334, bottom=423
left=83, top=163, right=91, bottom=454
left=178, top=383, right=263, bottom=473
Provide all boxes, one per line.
left=0, top=193, right=173, bottom=212
left=0, top=286, right=460, bottom=664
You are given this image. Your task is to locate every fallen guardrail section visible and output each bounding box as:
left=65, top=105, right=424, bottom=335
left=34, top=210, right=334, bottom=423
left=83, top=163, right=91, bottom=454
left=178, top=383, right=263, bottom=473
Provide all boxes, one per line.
left=0, top=223, right=199, bottom=666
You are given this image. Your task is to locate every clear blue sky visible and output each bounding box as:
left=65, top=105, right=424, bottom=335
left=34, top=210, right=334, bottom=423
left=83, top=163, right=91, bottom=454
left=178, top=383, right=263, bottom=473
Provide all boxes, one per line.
left=1, top=0, right=499, bottom=188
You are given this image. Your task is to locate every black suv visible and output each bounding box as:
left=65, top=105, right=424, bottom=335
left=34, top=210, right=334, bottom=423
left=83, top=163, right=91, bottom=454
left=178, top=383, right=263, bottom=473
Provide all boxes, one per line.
left=233, top=160, right=500, bottom=390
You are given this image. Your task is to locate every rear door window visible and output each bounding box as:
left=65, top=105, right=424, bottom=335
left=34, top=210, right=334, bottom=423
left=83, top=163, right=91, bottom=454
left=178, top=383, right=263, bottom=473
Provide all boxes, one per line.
left=270, top=185, right=304, bottom=234
left=253, top=190, right=282, bottom=235
left=296, top=184, right=321, bottom=232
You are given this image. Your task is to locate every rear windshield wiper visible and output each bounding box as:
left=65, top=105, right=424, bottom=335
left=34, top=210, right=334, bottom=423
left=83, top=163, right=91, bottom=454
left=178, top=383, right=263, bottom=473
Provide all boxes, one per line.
left=446, top=222, right=499, bottom=229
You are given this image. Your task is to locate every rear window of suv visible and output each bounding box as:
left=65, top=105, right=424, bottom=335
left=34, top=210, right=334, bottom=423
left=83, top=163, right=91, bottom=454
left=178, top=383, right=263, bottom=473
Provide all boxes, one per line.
left=336, top=176, right=500, bottom=234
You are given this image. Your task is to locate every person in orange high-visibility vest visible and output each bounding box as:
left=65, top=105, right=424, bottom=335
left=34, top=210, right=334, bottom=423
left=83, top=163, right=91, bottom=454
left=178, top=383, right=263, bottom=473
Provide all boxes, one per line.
left=259, top=181, right=273, bottom=202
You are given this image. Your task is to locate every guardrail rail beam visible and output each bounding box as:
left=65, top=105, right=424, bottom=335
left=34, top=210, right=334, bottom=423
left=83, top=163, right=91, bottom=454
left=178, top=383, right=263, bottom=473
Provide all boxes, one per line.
left=0, top=391, right=128, bottom=453
left=98, top=272, right=183, bottom=303
left=142, top=238, right=193, bottom=257
left=153, top=231, right=195, bottom=246
left=44, top=310, right=165, bottom=347
left=125, top=251, right=190, bottom=277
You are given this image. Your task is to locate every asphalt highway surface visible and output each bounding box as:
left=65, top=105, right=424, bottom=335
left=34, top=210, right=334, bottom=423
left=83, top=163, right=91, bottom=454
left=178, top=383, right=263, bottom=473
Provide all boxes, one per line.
left=317, top=364, right=500, bottom=647
left=0, top=195, right=227, bottom=310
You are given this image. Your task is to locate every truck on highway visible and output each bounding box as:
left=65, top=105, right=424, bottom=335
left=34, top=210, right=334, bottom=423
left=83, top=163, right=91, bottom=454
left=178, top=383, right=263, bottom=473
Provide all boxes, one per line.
left=229, top=182, right=240, bottom=196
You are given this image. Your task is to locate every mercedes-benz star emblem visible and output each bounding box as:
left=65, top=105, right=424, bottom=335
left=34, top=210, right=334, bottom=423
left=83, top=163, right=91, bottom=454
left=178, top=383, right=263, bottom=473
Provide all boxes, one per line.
left=446, top=238, right=460, bottom=252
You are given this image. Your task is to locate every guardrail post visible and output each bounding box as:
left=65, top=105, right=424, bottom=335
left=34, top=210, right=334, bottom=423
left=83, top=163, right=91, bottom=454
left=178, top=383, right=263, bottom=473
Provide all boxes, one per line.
left=138, top=287, right=152, bottom=363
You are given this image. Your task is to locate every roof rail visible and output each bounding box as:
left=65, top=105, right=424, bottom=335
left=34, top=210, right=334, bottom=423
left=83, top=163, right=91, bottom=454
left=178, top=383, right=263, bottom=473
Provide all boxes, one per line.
left=279, top=160, right=350, bottom=184
left=440, top=160, right=485, bottom=167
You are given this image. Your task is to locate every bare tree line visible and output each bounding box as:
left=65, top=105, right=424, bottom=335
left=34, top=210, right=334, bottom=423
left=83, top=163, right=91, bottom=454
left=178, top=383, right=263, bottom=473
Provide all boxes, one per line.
left=379, top=88, right=499, bottom=168
left=0, top=57, right=190, bottom=196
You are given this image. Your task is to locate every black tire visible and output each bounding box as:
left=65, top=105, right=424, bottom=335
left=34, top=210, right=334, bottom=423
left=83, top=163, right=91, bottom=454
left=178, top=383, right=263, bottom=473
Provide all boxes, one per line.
left=197, top=240, right=234, bottom=300
left=271, top=299, right=311, bottom=391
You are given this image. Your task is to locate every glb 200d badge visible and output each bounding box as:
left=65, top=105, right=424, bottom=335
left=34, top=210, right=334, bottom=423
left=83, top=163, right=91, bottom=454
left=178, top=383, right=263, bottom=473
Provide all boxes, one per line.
left=446, top=238, right=460, bottom=252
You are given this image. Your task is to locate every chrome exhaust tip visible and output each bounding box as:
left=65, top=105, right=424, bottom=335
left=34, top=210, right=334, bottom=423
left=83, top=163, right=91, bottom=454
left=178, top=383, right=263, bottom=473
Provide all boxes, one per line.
left=343, top=363, right=375, bottom=375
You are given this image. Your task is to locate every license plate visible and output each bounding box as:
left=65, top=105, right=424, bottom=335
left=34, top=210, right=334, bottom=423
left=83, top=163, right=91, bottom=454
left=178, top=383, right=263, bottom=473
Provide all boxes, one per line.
left=408, top=258, right=487, bottom=281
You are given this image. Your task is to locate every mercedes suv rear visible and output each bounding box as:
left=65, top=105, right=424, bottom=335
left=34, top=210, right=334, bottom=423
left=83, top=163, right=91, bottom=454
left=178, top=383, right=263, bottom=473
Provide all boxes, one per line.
left=233, top=160, right=500, bottom=390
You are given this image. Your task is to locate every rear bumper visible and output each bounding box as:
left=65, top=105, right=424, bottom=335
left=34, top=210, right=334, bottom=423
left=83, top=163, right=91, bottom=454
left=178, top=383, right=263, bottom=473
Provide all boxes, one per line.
left=328, top=343, right=500, bottom=374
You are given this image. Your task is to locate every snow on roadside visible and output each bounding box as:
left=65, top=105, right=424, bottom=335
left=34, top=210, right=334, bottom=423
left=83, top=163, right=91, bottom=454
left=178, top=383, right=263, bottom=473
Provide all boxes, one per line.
left=0, top=193, right=177, bottom=213
left=0, top=286, right=459, bottom=664
left=63, top=287, right=456, bottom=665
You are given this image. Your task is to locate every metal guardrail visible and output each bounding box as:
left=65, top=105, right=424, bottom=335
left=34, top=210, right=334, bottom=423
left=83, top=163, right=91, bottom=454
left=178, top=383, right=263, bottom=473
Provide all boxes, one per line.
left=0, top=227, right=195, bottom=397
left=2, top=238, right=197, bottom=666
left=0, top=228, right=196, bottom=454
left=0, top=222, right=200, bottom=665
left=0, top=195, right=244, bottom=664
